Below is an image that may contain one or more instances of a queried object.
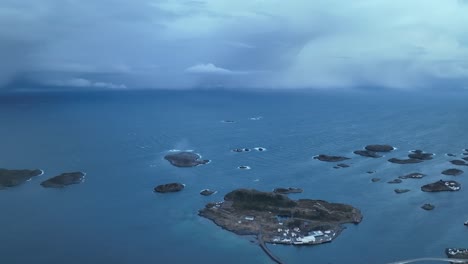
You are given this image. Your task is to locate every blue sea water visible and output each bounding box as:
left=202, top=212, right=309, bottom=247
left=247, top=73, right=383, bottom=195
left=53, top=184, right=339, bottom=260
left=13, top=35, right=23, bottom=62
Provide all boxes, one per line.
left=1, top=89, right=468, bottom=264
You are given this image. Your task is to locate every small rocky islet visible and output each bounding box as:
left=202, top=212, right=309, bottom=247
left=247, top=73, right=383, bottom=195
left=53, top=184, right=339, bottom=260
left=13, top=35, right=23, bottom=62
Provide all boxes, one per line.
left=353, top=150, right=382, bottom=158
left=442, top=168, right=464, bottom=176
left=394, top=189, right=410, bottom=194
left=313, top=155, right=350, bottom=162
left=421, top=180, right=461, bottom=192
left=200, top=189, right=217, bottom=196
left=364, top=144, right=395, bottom=152
left=450, top=160, right=468, bottom=166
left=408, top=150, right=434, bottom=160
left=40, top=172, right=86, bottom=188
left=164, top=151, right=210, bottom=167
left=333, top=163, right=350, bottom=169
left=421, top=204, right=435, bottom=211
left=387, top=179, right=403, bottom=184
left=388, top=150, right=434, bottom=164
left=154, top=183, right=185, bottom=193
left=388, top=158, right=424, bottom=164
left=0, top=168, right=43, bottom=188
left=199, top=189, right=362, bottom=246
left=232, top=147, right=267, bottom=153
left=353, top=144, right=395, bottom=158
left=232, top=148, right=251, bottom=153
left=399, top=173, right=426, bottom=179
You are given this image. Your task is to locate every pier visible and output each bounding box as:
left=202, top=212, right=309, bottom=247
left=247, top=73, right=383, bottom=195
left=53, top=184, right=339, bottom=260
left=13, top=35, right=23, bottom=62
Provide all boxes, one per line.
left=258, top=234, right=285, bottom=264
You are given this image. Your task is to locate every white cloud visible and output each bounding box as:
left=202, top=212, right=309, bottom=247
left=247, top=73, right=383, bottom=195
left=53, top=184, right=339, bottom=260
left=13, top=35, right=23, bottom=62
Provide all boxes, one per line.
left=185, top=63, right=238, bottom=74
left=50, top=78, right=127, bottom=89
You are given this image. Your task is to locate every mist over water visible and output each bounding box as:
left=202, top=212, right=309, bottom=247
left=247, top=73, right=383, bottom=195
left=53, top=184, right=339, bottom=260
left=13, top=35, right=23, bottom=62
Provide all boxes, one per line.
left=0, top=90, right=467, bottom=264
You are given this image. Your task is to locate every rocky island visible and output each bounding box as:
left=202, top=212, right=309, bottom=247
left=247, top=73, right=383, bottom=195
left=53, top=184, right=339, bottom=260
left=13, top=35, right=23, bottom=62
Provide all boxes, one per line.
left=421, top=204, right=435, bottom=211
left=154, top=183, right=185, bottom=193
left=0, top=168, right=43, bottom=188
left=365, top=144, right=395, bottom=152
left=388, top=150, right=434, bottom=164
left=40, top=172, right=85, bottom=188
left=200, top=189, right=217, bottom=196
left=394, top=189, right=410, bottom=194
left=353, top=150, right=382, bottom=158
left=232, top=148, right=251, bottom=152
left=164, top=151, right=210, bottom=167
left=313, top=155, right=350, bottom=162
left=450, top=160, right=468, bottom=166
left=199, top=189, right=362, bottom=250
left=421, top=180, right=461, bottom=192
left=388, top=158, right=424, bottom=164
left=399, top=173, right=426, bottom=179
left=408, top=150, right=434, bottom=160
left=442, top=169, right=464, bottom=176
left=387, top=179, right=403, bottom=184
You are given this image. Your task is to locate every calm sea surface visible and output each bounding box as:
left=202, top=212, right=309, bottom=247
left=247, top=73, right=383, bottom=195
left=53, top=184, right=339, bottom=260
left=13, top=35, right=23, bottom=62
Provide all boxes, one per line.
left=0, top=89, right=467, bottom=264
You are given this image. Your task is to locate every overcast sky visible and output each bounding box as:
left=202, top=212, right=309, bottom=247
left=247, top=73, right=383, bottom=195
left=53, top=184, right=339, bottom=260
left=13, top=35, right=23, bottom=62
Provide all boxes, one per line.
left=2, top=0, right=468, bottom=91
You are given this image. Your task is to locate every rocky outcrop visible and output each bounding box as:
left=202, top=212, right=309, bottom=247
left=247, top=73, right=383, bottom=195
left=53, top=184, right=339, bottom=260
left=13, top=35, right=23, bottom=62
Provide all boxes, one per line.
left=40, top=172, right=85, bottom=188
left=232, top=148, right=251, bottom=152
left=421, top=204, right=435, bottom=211
left=388, top=158, right=423, bottom=164
left=164, top=152, right=210, bottom=167
left=314, top=155, right=350, bottom=162
left=333, top=163, right=350, bottom=169
left=421, top=180, right=461, bottom=192
left=0, top=168, right=43, bottom=188
left=399, top=173, right=426, bottom=179
left=408, top=150, right=434, bottom=160
left=353, top=150, right=382, bottom=158
left=450, top=160, right=468, bottom=166
left=365, top=145, right=395, bottom=152
left=442, top=169, right=464, bottom=176
left=200, top=189, right=216, bottom=196
left=387, top=179, right=402, bottom=184
left=154, top=183, right=185, bottom=193
left=394, top=189, right=410, bottom=194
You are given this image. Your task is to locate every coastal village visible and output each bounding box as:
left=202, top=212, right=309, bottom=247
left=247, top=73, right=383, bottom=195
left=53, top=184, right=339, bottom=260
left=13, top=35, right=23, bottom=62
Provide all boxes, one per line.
left=237, top=214, right=337, bottom=245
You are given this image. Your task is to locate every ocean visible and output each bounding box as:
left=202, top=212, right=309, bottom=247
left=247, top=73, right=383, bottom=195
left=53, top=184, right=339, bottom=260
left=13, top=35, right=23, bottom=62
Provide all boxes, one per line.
left=1, top=89, right=467, bottom=264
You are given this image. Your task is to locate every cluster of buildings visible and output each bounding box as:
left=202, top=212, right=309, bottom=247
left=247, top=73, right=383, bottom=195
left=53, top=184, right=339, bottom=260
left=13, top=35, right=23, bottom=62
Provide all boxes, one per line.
left=444, top=181, right=461, bottom=191
left=447, top=248, right=468, bottom=256
left=271, top=228, right=335, bottom=245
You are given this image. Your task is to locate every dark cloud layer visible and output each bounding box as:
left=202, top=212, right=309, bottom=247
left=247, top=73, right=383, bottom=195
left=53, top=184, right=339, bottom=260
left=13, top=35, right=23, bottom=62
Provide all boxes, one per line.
left=2, top=0, right=468, bottom=91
